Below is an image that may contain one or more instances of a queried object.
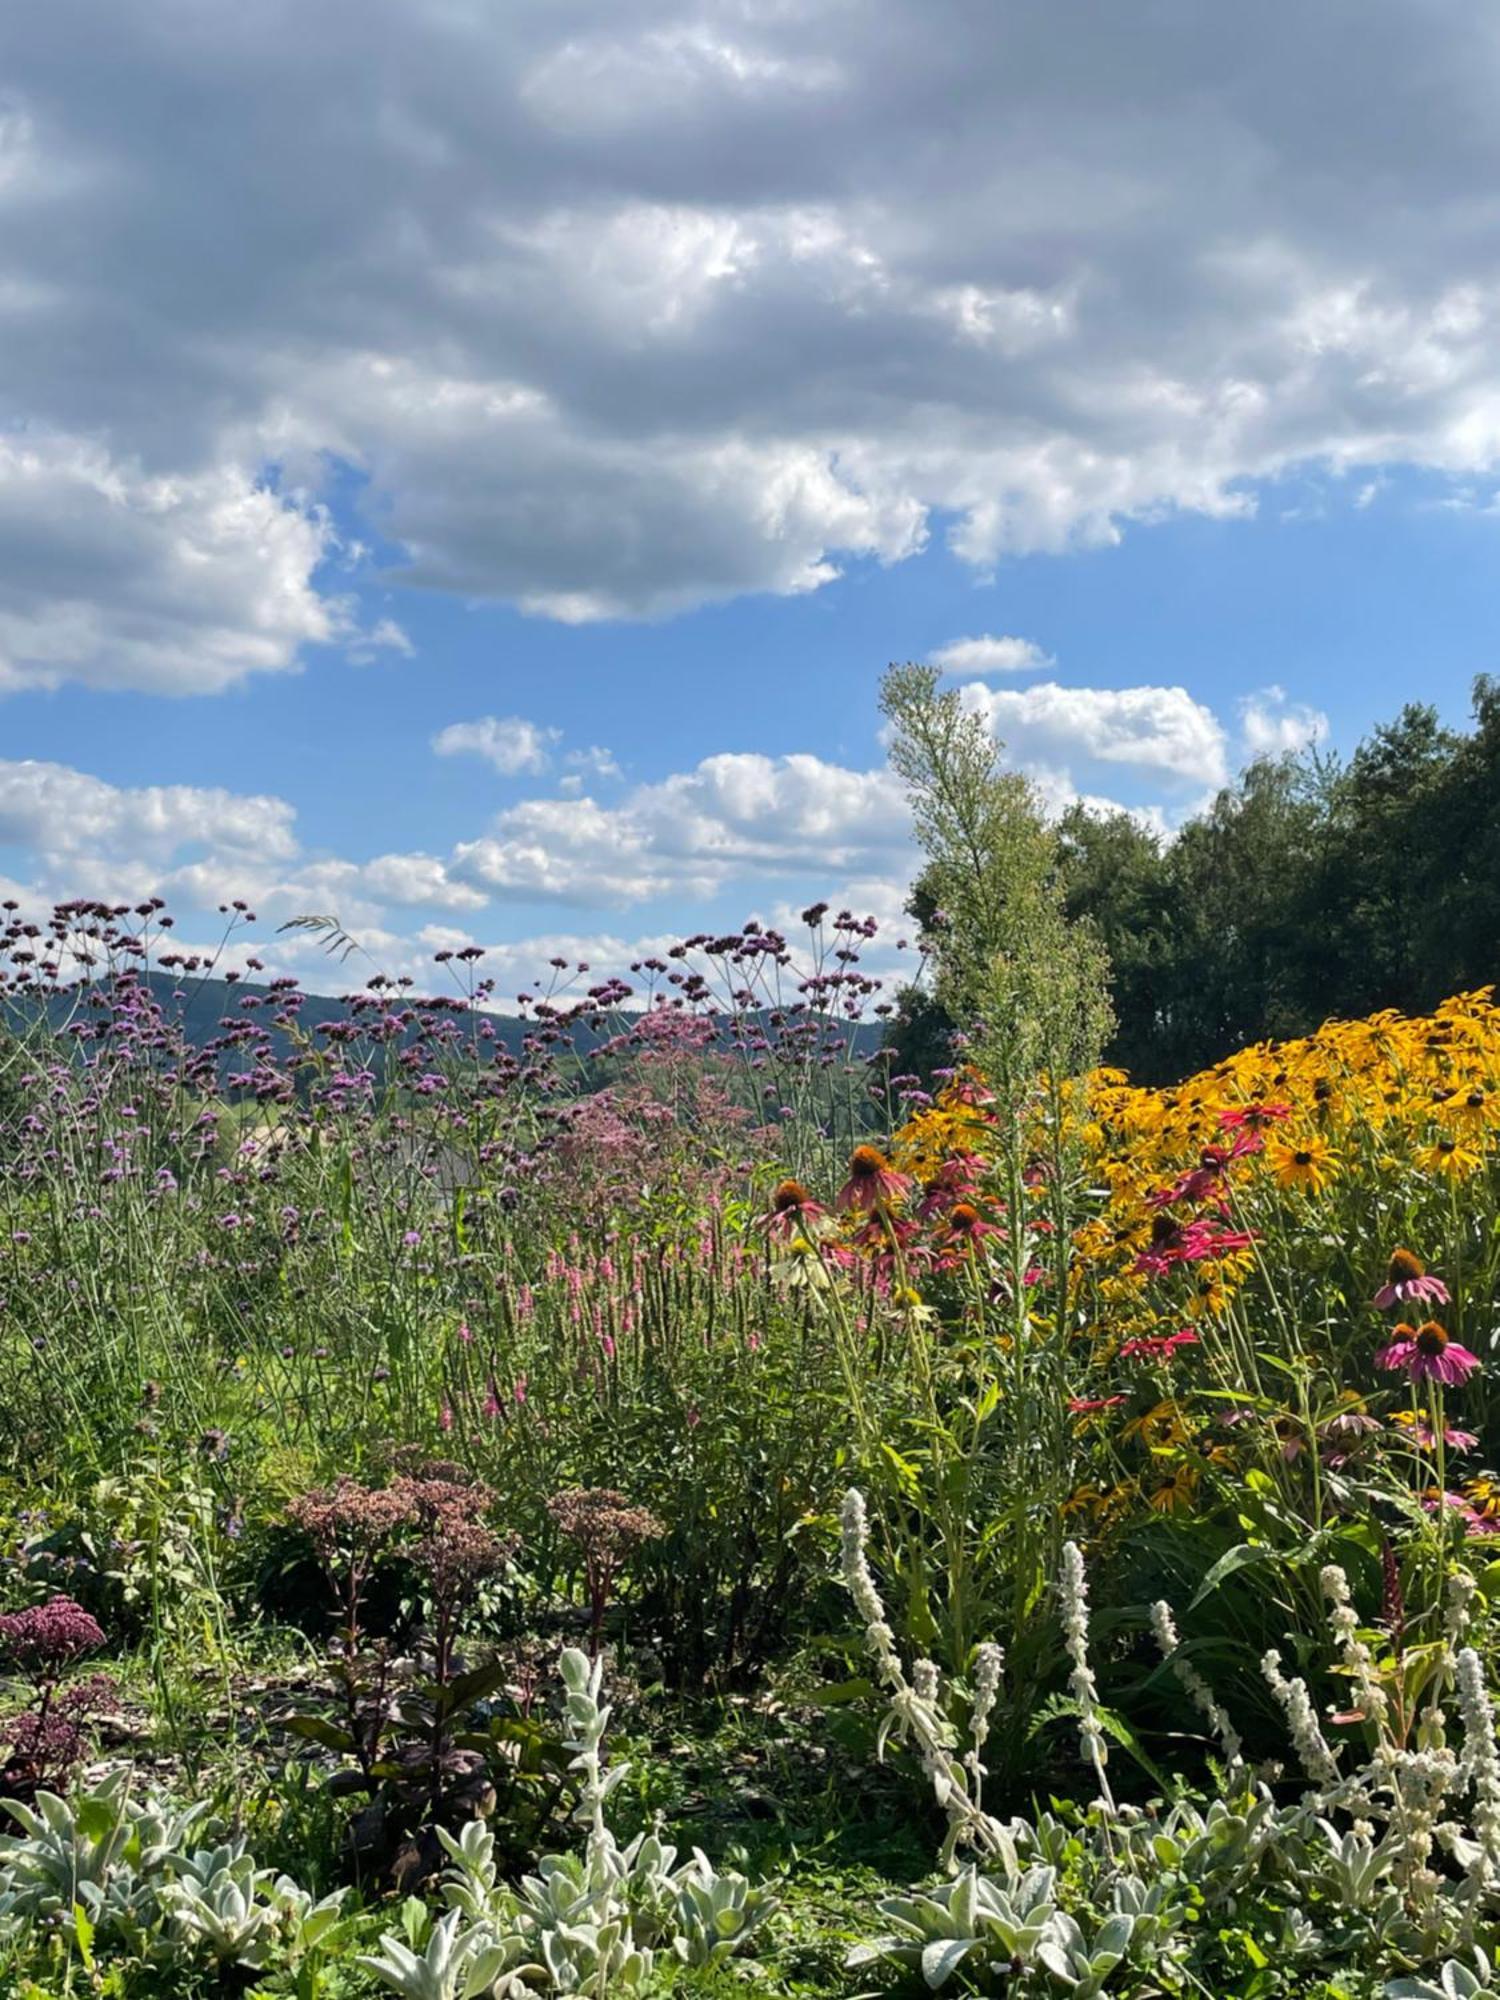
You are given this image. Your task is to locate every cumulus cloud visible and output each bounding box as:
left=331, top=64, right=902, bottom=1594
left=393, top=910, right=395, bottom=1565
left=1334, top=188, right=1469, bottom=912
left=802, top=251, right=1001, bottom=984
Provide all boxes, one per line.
left=0, top=438, right=344, bottom=695
left=3, top=1, right=1500, bottom=680
left=433, top=715, right=561, bottom=775
left=565, top=745, right=623, bottom=779
left=1239, top=685, right=1332, bottom=757
left=0, top=759, right=299, bottom=865
left=962, top=680, right=1230, bottom=792
left=930, top=634, right=1053, bottom=676
left=0, top=736, right=918, bottom=982
left=451, top=751, right=912, bottom=906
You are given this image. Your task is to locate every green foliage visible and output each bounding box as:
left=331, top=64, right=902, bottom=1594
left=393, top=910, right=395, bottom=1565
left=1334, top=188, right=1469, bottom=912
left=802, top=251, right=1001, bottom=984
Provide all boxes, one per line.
left=1060, top=676, right=1500, bottom=1083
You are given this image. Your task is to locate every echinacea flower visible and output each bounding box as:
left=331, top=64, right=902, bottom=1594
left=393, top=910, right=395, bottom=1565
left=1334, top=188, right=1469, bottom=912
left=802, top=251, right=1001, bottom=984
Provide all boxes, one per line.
left=1422, top=1489, right=1500, bottom=1536
left=1389, top=1409, right=1478, bottom=1451
left=836, top=1144, right=910, bottom=1213
left=1375, top=1320, right=1480, bottom=1387
left=1146, top=1135, right=1263, bottom=1208
left=943, top=1201, right=1002, bottom=1246
left=759, top=1177, right=827, bottom=1239
left=1119, top=1327, right=1200, bottom=1362
left=1134, top=1217, right=1253, bottom=1276
left=1318, top=1408, right=1382, bottom=1467
left=1373, top=1248, right=1451, bottom=1310
left=1219, top=1101, right=1291, bottom=1132
left=1320, top=1408, right=1382, bottom=1441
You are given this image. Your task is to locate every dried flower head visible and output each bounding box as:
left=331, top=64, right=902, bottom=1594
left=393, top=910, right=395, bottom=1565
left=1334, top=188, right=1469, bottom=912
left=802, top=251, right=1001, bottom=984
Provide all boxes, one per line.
left=548, top=1487, right=664, bottom=1657
left=287, top=1476, right=418, bottom=1560
left=547, top=1487, right=664, bottom=1560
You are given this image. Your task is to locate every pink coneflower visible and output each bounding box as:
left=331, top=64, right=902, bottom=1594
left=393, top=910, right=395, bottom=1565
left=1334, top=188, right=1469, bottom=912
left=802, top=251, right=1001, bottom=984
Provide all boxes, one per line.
left=1375, top=1320, right=1480, bottom=1387
left=1146, top=1135, right=1264, bottom=1209
left=1119, top=1327, right=1200, bottom=1362
left=836, top=1145, right=910, bottom=1213
left=943, top=1202, right=1002, bottom=1246
left=1321, top=1409, right=1382, bottom=1441
left=1390, top=1409, right=1478, bottom=1451
left=1218, top=1101, right=1291, bottom=1132
left=1318, top=1407, right=1383, bottom=1468
left=1422, top=1490, right=1500, bottom=1536
left=759, top=1178, right=827, bottom=1239
left=1373, top=1248, right=1451, bottom=1311
left=916, top=1157, right=982, bottom=1220
left=1134, top=1216, right=1253, bottom=1276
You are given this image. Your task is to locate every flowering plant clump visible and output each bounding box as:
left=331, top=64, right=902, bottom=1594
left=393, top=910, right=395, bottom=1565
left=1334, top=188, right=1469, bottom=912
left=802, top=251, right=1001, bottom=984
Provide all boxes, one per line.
left=1032, top=994, right=1500, bottom=1525
left=0, top=1595, right=113, bottom=1798
left=839, top=1488, right=1500, bottom=1998
left=284, top=1470, right=538, bottom=1880
left=546, top=1488, right=665, bottom=1659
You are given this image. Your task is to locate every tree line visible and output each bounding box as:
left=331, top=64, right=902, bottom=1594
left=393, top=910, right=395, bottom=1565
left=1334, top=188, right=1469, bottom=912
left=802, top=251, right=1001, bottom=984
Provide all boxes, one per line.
left=888, top=674, right=1500, bottom=1086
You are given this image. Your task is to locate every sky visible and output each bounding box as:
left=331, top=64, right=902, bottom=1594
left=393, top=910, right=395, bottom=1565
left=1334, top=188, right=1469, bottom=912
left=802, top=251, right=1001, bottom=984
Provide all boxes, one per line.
left=2, top=0, right=1500, bottom=1000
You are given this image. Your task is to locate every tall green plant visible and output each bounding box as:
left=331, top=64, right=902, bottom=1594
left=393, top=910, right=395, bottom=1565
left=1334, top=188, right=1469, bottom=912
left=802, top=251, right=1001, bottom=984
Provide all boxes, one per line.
left=876, top=663, right=1113, bottom=1703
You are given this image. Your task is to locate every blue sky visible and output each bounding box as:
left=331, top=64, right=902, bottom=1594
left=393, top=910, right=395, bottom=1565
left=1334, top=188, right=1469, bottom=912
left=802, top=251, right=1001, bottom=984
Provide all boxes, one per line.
left=2, top=2, right=1499, bottom=996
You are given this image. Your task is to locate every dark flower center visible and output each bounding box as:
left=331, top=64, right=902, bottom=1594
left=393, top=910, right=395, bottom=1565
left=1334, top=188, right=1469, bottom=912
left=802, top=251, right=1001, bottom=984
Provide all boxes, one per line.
left=1387, top=1248, right=1425, bottom=1283
left=1415, top=1322, right=1450, bottom=1356
left=1293, top=1149, right=1312, bottom=1167
left=849, top=1145, right=888, bottom=1179
left=772, top=1179, right=810, bottom=1213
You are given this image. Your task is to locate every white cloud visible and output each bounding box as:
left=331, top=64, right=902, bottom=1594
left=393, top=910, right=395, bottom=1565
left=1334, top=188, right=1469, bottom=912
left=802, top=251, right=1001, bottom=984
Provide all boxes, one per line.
left=432, top=716, right=561, bottom=775
left=930, top=634, right=1053, bottom=676
left=1239, top=685, right=1331, bottom=757
left=962, top=680, right=1230, bottom=791
left=346, top=616, right=415, bottom=664
left=4, top=1, right=1500, bottom=678
left=565, top=745, right=623, bottom=779
left=359, top=852, right=489, bottom=911
left=0, top=759, right=299, bottom=865
left=0, top=437, right=343, bottom=695
left=451, top=751, right=911, bottom=906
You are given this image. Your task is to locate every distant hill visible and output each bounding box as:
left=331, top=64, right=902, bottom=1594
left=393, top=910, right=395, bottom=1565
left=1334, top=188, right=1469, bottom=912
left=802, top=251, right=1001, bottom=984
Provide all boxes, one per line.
left=22, top=971, right=884, bottom=1074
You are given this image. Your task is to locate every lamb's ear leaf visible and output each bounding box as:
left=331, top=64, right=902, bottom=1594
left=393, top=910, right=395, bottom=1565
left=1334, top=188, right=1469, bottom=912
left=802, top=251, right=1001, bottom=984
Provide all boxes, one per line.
left=921, top=1938, right=974, bottom=1988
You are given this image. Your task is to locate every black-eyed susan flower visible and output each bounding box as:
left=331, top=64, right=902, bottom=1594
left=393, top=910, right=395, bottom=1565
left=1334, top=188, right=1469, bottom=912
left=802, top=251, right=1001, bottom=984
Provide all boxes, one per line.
left=1266, top=1133, right=1340, bottom=1193
left=1415, top=1134, right=1482, bottom=1181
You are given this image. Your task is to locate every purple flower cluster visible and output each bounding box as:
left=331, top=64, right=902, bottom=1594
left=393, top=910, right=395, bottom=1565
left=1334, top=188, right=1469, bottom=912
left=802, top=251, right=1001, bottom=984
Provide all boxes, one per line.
left=0, top=1595, right=105, bottom=1674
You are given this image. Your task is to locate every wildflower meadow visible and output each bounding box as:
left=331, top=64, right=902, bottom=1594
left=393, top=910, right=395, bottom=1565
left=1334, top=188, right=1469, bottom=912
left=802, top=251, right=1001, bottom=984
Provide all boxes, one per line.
left=5, top=666, right=1500, bottom=2000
